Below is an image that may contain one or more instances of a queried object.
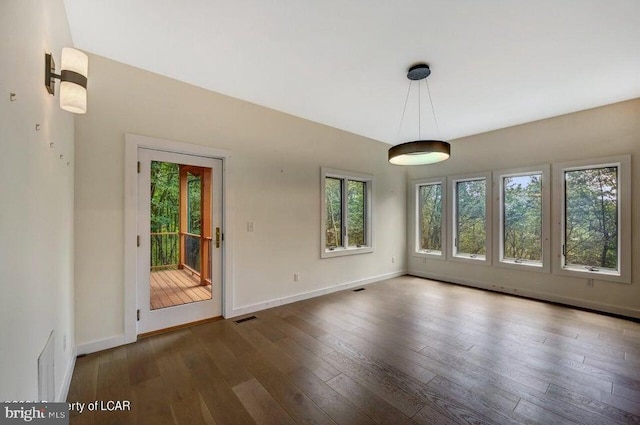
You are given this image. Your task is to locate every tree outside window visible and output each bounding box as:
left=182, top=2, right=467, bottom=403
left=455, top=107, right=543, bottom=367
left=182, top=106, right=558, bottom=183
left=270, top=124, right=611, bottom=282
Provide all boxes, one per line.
left=418, top=183, right=442, bottom=253
left=322, top=168, right=373, bottom=257
left=503, top=174, right=542, bottom=262
left=455, top=179, right=486, bottom=258
left=564, top=167, right=618, bottom=270
left=325, top=177, right=342, bottom=248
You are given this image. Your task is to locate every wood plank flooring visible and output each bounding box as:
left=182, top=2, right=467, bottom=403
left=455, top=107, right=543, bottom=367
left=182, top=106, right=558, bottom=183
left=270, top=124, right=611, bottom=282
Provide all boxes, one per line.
left=150, top=269, right=211, bottom=310
left=67, top=276, right=640, bottom=424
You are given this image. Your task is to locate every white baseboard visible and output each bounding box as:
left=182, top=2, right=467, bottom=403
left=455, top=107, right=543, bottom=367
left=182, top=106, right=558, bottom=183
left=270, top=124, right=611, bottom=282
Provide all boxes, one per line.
left=56, top=347, right=77, bottom=402
left=227, top=270, right=406, bottom=318
left=76, top=335, right=127, bottom=356
left=74, top=271, right=406, bottom=354
left=408, top=270, right=640, bottom=320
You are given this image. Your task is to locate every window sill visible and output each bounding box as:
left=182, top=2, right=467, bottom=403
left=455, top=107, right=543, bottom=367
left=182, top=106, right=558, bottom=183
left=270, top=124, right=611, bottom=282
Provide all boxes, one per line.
left=455, top=254, right=486, bottom=260
left=322, top=246, right=373, bottom=258
left=450, top=253, right=490, bottom=265
left=558, top=266, right=629, bottom=284
left=496, top=259, right=549, bottom=273
left=506, top=260, right=542, bottom=266
left=414, top=250, right=445, bottom=261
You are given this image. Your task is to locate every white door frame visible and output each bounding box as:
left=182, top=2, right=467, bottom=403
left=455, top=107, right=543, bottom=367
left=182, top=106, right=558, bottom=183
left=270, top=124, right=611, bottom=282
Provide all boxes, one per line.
left=124, top=133, right=234, bottom=344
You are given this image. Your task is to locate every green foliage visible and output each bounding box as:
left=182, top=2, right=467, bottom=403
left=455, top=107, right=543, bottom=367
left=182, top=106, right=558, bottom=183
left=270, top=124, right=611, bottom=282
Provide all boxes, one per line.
left=150, top=161, right=179, bottom=233
left=187, top=175, right=202, bottom=234
left=149, top=163, right=204, bottom=270
left=565, top=167, right=618, bottom=269
left=503, top=174, right=542, bottom=261
left=456, top=180, right=486, bottom=255
left=325, top=178, right=342, bottom=248
left=419, top=184, right=442, bottom=252
left=185, top=173, right=202, bottom=272
left=325, top=178, right=366, bottom=248
left=150, top=161, right=179, bottom=268
left=347, top=180, right=365, bottom=247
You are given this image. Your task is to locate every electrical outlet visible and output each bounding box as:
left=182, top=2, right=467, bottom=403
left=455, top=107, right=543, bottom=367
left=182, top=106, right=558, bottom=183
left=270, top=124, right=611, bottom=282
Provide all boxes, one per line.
left=294, top=273, right=300, bottom=282
left=247, top=221, right=254, bottom=232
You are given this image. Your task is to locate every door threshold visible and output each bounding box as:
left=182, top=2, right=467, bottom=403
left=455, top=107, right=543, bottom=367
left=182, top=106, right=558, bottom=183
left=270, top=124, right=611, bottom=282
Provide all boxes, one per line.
left=137, top=316, right=223, bottom=340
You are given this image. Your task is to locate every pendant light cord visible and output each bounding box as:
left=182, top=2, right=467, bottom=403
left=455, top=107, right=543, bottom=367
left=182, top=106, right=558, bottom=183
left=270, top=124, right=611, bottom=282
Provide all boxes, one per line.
left=397, top=81, right=412, bottom=138
left=425, top=79, right=440, bottom=137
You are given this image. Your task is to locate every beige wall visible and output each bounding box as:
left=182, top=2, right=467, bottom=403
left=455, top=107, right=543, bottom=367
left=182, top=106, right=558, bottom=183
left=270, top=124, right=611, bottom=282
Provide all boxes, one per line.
left=407, top=98, right=640, bottom=318
left=0, top=0, right=75, bottom=400
left=74, top=54, right=407, bottom=349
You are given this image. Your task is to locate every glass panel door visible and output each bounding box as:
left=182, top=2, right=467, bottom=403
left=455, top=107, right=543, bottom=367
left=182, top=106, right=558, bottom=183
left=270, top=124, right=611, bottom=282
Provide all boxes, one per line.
left=138, top=148, right=222, bottom=334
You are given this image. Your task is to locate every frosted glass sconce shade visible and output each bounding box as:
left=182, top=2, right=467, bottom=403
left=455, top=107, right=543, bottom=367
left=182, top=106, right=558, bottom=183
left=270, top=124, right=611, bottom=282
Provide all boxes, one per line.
left=60, top=48, right=88, bottom=113
left=45, top=48, right=88, bottom=114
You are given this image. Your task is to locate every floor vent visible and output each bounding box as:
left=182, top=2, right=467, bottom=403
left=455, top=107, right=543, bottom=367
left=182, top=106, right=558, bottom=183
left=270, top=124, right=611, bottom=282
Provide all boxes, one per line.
left=235, top=315, right=258, bottom=324
left=353, top=288, right=366, bottom=292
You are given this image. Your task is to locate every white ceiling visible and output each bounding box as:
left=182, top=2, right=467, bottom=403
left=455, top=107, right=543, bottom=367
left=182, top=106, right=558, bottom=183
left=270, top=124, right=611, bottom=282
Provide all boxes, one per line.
left=63, top=0, right=640, bottom=144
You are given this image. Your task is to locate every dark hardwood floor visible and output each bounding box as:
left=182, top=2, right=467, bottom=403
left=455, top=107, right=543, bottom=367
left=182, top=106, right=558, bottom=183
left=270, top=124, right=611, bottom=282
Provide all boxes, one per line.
left=67, top=276, right=640, bottom=424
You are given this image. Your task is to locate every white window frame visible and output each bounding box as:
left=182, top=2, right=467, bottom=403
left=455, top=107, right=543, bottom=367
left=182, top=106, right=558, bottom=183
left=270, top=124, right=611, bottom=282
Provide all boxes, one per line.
left=493, top=165, right=550, bottom=273
left=552, top=155, right=631, bottom=283
left=411, top=177, right=447, bottom=260
left=448, top=172, right=492, bottom=265
left=320, top=167, right=374, bottom=258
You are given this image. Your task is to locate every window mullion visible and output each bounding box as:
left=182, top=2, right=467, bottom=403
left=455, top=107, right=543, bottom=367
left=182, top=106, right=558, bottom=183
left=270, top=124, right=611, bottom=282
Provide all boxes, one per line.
left=367, top=182, right=370, bottom=245
left=453, top=183, right=459, bottom=255
left=342, top=178, right=348, bottom=248
left=562, top=175, right=568, bottom=269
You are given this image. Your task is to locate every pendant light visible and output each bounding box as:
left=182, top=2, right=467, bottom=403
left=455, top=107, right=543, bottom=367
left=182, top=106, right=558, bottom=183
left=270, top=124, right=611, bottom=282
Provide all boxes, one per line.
left=388, top=63, right=450, bottom=165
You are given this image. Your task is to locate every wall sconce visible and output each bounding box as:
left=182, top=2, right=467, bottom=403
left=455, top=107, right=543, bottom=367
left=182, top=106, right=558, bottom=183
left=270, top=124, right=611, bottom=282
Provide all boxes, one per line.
left=45, top=48, right=88, bottom=114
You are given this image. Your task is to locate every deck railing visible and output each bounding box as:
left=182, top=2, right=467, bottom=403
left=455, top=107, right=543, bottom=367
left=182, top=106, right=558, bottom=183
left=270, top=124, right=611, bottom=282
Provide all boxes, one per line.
left=151, top=231, right=208, bottom=281
left=150, top=232, right=179, bottom=269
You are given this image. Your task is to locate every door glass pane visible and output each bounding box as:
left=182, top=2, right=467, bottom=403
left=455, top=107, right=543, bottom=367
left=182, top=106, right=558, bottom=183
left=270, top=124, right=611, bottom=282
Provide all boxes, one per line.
left=149, top=161, right=212, bottom=310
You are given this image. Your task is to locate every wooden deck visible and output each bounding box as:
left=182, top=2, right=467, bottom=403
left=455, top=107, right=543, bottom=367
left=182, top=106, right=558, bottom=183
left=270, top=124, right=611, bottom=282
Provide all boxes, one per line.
left=150, top=268, right=211, bottom=310
left=69, top=275, right=640, bottom=425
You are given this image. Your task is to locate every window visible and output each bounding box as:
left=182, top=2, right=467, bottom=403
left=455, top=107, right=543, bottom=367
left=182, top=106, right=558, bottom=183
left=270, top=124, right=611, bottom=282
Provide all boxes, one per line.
left=325, top=177, right=343, bottom=248
left=554, top=156, right=631, bottom=283
left=565, top=167, right=617, bottom=269
left=321, top=168, right=373, bottom=258
left=414, top=178, right=446, bottom=258
left=494, top=165, right=550, bottom=272
left=450, top=173, right=491, bottom=263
